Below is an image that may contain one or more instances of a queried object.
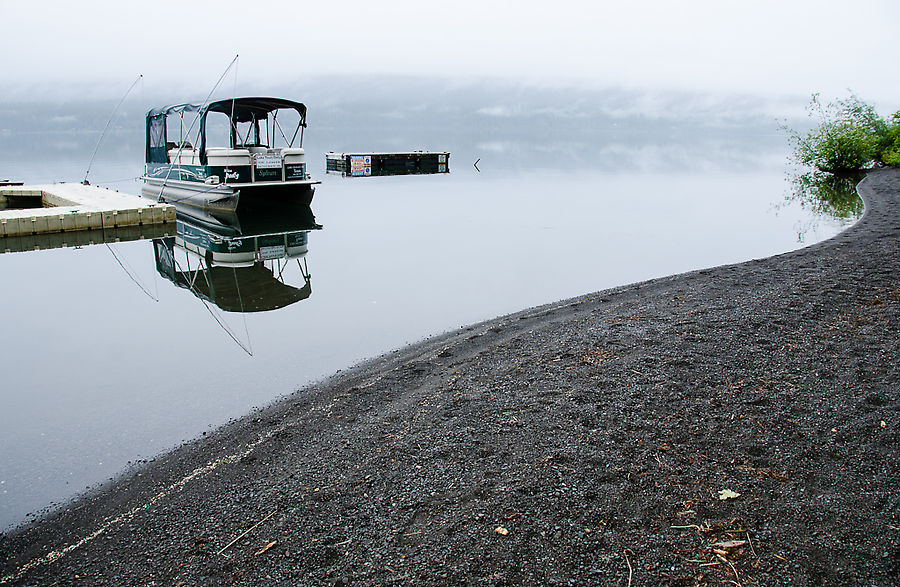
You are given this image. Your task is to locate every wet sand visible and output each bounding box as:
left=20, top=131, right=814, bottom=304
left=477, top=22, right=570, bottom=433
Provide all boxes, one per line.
left=2, top=169, right=899, bottom=585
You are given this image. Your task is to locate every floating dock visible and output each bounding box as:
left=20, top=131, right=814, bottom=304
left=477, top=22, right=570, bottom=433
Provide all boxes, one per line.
left=0, top=183, right=175, bottom=238
left=326, top=152, right=450, bottom=177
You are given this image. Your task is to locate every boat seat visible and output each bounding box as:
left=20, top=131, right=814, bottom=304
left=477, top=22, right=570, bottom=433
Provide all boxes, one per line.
left=206, top=147, right=251, bottom=166
left=207, top=147, right=250, bottom=156
left=282, top=147, right=305, bottom=164
left=168, top=147, right=200, bottom=165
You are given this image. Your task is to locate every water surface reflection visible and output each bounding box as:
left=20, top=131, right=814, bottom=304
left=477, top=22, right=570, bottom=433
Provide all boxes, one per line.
left=154, top=204, right=321, bottom=315
left=788, top=171, right=866, bottom=220
left=780, top=170, right=865, bottom=242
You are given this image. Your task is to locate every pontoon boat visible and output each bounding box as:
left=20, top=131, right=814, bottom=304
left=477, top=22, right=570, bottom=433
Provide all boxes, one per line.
left=142, top=97, right=318, bottom=213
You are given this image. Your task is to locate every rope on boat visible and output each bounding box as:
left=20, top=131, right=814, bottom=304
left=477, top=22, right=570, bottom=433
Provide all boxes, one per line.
left=92, top=175, right=143, bottom=186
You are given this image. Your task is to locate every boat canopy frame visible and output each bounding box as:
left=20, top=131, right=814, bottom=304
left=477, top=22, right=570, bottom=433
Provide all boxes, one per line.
left=146, top=97, right=308, bottom=165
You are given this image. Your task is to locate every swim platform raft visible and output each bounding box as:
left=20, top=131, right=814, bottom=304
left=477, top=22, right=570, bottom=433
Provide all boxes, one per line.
left=0, top=183, right=175, bottom=238
left=325, top=151, right=449, bottom=177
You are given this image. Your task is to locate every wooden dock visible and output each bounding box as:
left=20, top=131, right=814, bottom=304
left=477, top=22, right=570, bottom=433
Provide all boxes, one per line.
left=0, top=183, right=175, bottom=238
left=326, top=152, right=450, bottom=177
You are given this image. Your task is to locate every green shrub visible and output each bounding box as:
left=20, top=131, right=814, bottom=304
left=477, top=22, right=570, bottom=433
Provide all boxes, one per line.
left=881, top=111, right=900, bottom=166
left=788, top=93, right=897, bottom=174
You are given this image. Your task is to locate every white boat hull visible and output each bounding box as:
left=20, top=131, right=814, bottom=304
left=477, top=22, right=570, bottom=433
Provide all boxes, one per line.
left=142, top=179, right=240, bottom=213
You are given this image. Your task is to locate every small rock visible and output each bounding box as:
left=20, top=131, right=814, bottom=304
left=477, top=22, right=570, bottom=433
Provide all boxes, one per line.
left=718, top=489, right=741, bottom=500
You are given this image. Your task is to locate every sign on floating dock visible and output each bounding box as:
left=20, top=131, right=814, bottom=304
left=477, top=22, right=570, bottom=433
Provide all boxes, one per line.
left=0, top=183, right=175, bottom=238
left=326, top=152, right=450, bottom=177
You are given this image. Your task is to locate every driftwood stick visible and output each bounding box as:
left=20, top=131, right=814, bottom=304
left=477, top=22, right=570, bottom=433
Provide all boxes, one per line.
left=217, top=510, right=277, bottom=557
left=624, top=549, right=633, bottom=587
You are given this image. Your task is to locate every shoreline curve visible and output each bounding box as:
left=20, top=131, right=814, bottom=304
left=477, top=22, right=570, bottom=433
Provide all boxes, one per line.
left=2, top=168, right=899, bottom=585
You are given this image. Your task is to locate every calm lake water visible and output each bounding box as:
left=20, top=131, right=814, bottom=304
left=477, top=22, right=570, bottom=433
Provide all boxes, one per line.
left=0, top=89, right=858, bottom=530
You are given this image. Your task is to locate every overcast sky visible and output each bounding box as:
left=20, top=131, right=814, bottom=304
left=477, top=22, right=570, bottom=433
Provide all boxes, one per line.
left=2, top=0, right=898, bottom=104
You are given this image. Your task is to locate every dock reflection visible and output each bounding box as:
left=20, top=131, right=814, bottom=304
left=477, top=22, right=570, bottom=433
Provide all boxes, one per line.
left=0, top=223, right=171, bottom=254
left=153, top=203, right=322, bottom=313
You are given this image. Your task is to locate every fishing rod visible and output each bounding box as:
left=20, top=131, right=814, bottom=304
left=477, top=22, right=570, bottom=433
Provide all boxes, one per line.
left=155, top=54, right=240, bottom=203
left=83, top=74, right=143, bottom=185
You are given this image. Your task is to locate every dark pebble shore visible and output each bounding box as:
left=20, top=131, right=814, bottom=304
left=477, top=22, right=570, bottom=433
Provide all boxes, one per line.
left=2, top=169, right=899, bottom=586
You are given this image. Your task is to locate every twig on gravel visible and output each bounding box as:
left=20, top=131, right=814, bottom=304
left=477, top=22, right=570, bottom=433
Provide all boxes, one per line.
left=671, top=523, right=711, bottom=535
left=217, top=510, right=277, bottom=557
left=624, top=549, right=633, bottom=587
left=746, top=531, right=758, bottom=559
left=717, top=554, right=742, bottom=587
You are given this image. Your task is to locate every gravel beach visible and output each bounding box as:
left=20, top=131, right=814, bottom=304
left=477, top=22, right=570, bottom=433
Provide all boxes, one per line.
left=2, top=169, right=899, bottom=586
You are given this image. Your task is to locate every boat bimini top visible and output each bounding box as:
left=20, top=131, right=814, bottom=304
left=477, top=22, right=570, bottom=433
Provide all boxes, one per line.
left=145, top=97, right=308, bottom=165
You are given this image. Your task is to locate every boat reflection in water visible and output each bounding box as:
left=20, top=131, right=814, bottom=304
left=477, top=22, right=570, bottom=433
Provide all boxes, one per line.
left=153, top=203, right=321, bottom=314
